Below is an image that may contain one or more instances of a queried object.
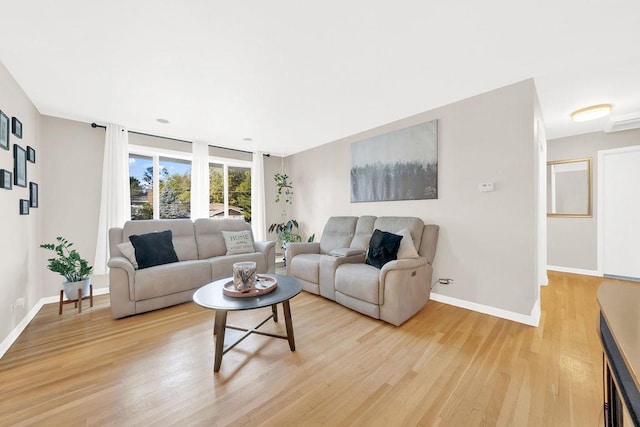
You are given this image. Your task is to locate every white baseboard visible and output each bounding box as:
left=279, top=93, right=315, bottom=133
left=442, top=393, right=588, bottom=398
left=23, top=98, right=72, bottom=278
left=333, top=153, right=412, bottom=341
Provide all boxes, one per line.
left=0, top=287, right=110, bottom=359
left=547, top=265, right=601, bottom=277
left=430, top=292, right=541, bottom=327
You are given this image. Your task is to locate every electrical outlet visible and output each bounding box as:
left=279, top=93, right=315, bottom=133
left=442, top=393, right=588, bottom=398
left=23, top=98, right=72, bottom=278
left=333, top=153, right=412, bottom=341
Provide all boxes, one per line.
left=15, top=297, right=25, bottom=308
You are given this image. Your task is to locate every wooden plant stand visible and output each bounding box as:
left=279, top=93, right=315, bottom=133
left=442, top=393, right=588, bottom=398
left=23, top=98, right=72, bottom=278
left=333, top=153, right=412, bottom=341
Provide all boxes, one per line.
left=59, top=284, right=93, bottom=315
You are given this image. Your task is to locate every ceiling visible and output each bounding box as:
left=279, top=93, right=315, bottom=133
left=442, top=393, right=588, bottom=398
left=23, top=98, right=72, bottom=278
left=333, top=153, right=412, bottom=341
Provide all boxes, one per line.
left=0, top=1, right=639, bottom=156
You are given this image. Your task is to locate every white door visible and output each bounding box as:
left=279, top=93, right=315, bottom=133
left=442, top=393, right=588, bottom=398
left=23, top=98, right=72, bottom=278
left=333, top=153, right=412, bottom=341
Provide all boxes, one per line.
left=599, top=145, right=640, bottom=279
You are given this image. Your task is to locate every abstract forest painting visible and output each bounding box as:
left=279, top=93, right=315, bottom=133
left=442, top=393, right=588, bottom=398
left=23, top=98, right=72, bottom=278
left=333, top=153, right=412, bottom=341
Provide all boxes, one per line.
left=350, top=120, right=438, bottom=202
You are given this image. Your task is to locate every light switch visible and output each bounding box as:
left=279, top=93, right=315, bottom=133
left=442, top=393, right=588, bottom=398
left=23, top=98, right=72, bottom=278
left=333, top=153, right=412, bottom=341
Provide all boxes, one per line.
left=479, top=182, right=495, bottom=192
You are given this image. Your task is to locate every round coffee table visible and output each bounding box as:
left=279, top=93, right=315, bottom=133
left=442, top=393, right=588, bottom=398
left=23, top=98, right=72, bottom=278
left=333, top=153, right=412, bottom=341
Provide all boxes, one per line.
left=193, top=274, right=302, bottom=372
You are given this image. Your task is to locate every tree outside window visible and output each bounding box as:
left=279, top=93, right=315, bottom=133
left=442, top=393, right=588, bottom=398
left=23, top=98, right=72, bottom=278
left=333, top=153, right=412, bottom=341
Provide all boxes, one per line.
left=159, top=157, right=191, bottom=219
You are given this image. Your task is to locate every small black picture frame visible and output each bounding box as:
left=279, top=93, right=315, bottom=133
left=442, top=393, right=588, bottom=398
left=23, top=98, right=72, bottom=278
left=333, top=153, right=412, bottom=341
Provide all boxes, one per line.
left=19, top=199, right=29, bottom=215
left=27, top=146, right=36, bottom=163
left=13, top=144, right=27, bottom=187
left=0, top=111, right=9, bottom=150
left=29, top=182, right=38, bottom=207
left=0, top=169, right=11, bottom=189
left=12, top=117, right=22, bottom=139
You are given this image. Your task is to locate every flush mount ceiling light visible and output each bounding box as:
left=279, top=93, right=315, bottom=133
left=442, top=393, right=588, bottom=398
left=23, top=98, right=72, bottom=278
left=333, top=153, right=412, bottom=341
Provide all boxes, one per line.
left=571, top=104, right=612, bottom=122
left=156, top=118, right=170, bottom=124
left=242, top=137, right=253, bottom=142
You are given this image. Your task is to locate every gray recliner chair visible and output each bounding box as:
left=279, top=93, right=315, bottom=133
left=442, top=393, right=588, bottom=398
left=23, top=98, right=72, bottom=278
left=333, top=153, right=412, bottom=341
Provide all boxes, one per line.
left=287, top=216, right=439, bottom=326
left=287, top=216, right=375, bottom=297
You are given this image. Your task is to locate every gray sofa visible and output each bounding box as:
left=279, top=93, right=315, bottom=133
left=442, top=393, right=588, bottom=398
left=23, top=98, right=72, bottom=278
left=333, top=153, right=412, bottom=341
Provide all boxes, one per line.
left=108, top=218, right=276, bottom=318
left=287, top=216, right=438, bottom=326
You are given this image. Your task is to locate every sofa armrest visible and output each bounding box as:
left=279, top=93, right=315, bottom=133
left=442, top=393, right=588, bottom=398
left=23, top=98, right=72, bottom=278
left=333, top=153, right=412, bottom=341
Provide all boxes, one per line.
left=107, top=256, right=137, bottom=317
left=253, top=240, right=277, bottom=273
left=329, top=247, right=365, bottom=257
left=253, top=240, right=276, bottom=254
left=319, top=253, right=367, bottom=300
left=377, top=257, right=431, bottom=325
left=108, top=256, right=136, bottom=276
left=286, top=242, right=321, bottom=274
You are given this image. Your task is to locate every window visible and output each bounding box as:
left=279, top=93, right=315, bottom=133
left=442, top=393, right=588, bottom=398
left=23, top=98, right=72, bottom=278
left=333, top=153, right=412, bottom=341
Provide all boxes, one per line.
left=209, top=162, right=252, bottom=221
left=129, top=154, right=154, bottom=220
left=129, top=144, right=253, bottom=223
left=159, top=157, right=191, bottom=219
left=129, top=146, right=192, bottom=220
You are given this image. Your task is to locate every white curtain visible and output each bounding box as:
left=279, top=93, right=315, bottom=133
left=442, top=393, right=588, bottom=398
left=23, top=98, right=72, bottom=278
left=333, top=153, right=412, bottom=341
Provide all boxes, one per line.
left=251, top=152, right=266, bottom=241
left=191, top=140, right=210, bottom=219
left=94, top=124, right=131, bottom=275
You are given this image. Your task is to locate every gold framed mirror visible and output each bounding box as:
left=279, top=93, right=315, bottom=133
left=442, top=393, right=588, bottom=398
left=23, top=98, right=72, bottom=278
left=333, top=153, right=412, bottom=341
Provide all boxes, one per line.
left=547, top=157, right=592, bottom=217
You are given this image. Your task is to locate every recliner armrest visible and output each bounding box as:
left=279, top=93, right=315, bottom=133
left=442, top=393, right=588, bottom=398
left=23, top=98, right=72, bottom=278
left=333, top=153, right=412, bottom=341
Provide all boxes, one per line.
left=329, top=247, right=365, bottom=257
left=287, top=242, right=320, bottom=259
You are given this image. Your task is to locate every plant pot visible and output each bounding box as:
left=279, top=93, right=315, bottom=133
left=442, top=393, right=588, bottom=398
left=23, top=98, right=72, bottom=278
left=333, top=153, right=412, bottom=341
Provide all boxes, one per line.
left=63, top=278, right=91, bottom=300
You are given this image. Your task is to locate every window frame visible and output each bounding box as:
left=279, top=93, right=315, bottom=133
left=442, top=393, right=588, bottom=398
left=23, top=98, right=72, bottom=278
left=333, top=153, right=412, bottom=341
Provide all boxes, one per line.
left=128, top=144, right=253, bottom=221
left=209, top=156, right=252, bottom=220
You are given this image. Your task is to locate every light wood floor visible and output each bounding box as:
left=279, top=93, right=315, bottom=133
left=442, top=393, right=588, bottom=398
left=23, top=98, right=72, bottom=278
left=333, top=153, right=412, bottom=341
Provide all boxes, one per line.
left=0, top=272, right=622, bottom=426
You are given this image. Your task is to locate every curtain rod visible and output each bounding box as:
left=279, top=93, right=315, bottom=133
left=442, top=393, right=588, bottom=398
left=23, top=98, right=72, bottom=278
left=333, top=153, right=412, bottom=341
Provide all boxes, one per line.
left=90, top=122, right=270, bottom=157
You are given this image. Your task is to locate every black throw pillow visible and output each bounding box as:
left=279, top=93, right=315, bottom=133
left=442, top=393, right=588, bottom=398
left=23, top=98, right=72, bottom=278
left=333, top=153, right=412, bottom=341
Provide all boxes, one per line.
left=129, top=230, right=179, bottom=269
left=365, top=229, right=403, bottom=269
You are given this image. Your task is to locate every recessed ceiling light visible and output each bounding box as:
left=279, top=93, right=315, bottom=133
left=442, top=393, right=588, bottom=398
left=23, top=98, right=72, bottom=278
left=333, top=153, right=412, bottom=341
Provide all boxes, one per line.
left=571, top=104, right=612, bottom=122
left=156, top=118, right=170, bottom=124
left=243, top=137, right=253, bottom=142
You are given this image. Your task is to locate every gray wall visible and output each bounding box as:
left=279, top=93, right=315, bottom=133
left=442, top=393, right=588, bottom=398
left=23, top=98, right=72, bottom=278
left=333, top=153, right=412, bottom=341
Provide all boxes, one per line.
left=0, top=61, right=41, bottom=344
left=39, top=116, right=105, bottom=294
left=285, top=79, right=541, bottom=316
left=547, top=128, right=640, bottom=271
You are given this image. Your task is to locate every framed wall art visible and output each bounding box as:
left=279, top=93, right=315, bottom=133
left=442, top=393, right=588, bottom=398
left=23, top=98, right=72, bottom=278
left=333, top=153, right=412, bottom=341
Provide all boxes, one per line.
left=27, top=146, right=35, bottom=163
left=29, top=182, right=38, bottom=207
left=0, top=169, right=11, bottom=189
left=0, top=111, right=9, bottom=150
left=13, top=144, right=27, bottom=187
left=19, top=199, right=29, bottom=215
left=350, top=119, right=438, bottom=202
left=12, top=117, right=22, bottom=139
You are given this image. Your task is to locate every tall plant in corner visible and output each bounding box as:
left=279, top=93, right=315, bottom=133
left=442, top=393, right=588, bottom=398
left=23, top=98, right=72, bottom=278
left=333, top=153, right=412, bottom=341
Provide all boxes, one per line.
left=268, top=173, right=302, bottom=252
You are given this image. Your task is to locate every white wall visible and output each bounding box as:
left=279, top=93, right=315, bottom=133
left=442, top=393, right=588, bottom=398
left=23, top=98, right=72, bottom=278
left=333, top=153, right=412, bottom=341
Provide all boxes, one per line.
left=0, top=61, right=42, bottom=345
left=547, top=128, right=640, bottom=272
left=286, top=79, right=541, bottom=318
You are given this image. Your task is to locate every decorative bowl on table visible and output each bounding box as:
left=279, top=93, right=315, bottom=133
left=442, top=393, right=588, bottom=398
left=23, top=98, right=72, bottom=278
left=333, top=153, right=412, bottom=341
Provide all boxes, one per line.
left=223, top=274, right=278, bottom=298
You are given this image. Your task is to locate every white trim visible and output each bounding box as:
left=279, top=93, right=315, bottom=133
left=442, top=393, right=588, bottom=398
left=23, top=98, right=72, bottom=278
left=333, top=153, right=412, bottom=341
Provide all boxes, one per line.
left=0, top=287, right=110, bottom=359
left=547, top=265, right=601, bottom=277
left=430, top=292, right=541, bottom=327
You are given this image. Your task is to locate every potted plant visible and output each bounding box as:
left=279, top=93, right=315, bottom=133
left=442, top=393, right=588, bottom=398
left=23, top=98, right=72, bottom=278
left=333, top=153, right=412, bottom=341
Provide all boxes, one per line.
left=269, top=174, right=314, bottom=264
left=41, top=236, right=93, bottom=300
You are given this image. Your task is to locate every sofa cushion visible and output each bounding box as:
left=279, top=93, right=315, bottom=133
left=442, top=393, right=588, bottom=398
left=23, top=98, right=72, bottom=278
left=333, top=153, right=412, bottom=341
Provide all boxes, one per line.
left=122, top=219, right=198, bottom=261
left=396, top=228, right=419, bottom=259
left=133, top=260, right=212, bottom=300
left=365, top=229, right=402, bottom=269
left=129, top=230, right=179, bottom=269
left=335, top=263, right=380, bottom=305
left=117, top=241, right=139, bottom=269
left=194, top=218, right=252, bottom=259
left=349, top=216, right=376, bottom=251
left=319, top=217, right=358, bottom=254
left=221, top=230, right=255, bottom=255
left=290, top=253, right=322, bottom=284
left=374, top=217, right=424, bottom=252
